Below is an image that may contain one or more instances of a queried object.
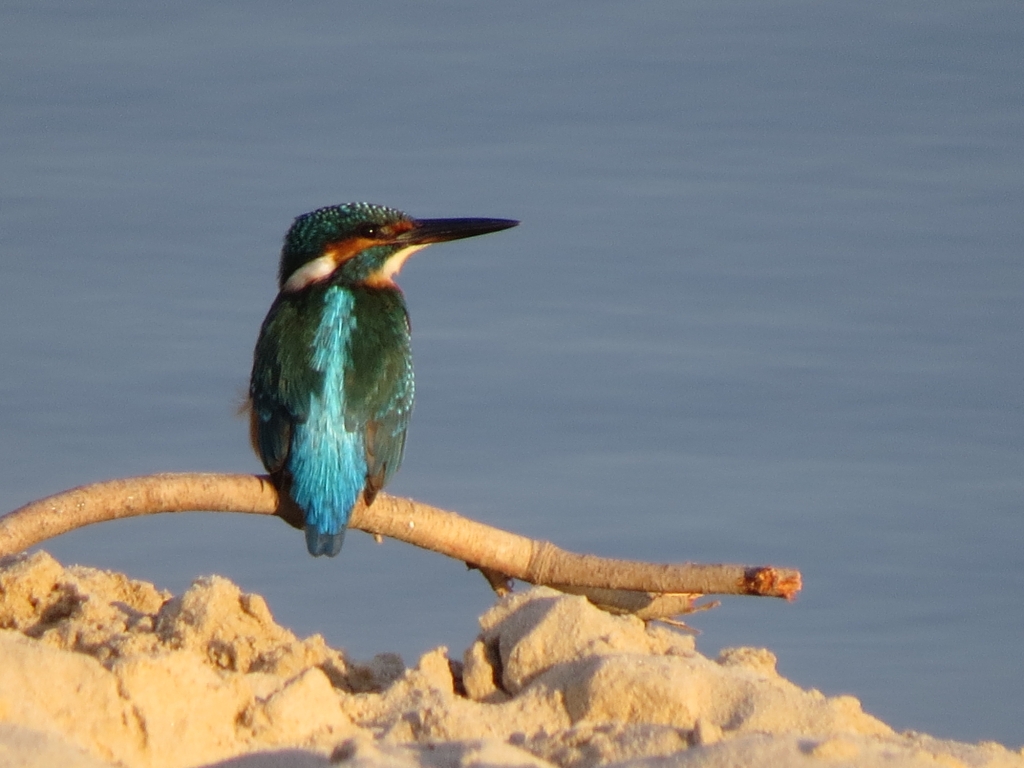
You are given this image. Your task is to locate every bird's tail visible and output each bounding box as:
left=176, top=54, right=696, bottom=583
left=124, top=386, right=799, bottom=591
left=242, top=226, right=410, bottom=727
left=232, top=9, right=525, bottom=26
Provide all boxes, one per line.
left=305, top=525, right=346, bottom=557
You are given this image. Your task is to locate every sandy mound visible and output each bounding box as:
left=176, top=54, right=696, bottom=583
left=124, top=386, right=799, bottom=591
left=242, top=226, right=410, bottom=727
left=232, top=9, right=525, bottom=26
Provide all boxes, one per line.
left=0, top=551, right=1020, bottom=768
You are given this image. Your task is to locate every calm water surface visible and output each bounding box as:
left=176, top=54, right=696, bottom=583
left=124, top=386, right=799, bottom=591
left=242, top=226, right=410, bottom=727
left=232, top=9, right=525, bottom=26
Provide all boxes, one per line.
left=2, top=0, right=1022, bottom=747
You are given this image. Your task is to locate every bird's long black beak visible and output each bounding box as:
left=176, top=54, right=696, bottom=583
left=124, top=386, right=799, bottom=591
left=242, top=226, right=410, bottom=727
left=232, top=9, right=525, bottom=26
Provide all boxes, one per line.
left=397, top=217, right=519, bottom=245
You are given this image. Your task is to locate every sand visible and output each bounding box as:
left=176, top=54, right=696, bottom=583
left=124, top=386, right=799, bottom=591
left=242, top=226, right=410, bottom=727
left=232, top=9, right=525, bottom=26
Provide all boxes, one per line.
left=0, top=551, right=1020, bottom=768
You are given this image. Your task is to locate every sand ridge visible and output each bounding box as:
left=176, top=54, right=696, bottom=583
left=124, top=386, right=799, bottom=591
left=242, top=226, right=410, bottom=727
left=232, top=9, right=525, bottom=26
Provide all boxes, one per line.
left=0, top=551, right=1020, bottom=768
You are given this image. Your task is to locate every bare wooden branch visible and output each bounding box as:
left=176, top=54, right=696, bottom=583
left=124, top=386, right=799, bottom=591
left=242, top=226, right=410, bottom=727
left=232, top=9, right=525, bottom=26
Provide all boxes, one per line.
left=0, top=473, right=801, bottom=615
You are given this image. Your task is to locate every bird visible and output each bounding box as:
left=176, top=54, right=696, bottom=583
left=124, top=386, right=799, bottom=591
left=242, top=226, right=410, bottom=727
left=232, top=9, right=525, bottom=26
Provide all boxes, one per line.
left=248, top=202, right=518, bottom=557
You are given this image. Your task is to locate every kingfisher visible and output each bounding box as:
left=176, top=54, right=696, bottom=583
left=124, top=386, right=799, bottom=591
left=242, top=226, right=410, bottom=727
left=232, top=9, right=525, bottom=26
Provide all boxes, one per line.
left=248, top=202, right=518, bottom=557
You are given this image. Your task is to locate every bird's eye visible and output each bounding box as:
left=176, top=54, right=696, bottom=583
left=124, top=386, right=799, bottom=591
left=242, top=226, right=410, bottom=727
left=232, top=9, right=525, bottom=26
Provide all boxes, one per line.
left=357, top=223, right=380, bottom=239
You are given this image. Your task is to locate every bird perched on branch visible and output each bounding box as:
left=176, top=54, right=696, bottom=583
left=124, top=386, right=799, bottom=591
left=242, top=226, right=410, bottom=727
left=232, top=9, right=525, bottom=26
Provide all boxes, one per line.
left=248, top=203, right=518, bottom=556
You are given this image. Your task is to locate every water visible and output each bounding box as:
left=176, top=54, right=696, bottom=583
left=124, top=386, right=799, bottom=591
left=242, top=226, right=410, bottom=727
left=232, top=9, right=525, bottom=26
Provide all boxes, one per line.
left=2, top=0, right=1022, bottom=747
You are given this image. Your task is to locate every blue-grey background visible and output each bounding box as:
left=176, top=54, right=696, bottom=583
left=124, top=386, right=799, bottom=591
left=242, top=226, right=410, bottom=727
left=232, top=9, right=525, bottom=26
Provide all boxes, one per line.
left=2, top=0, right=1021, bottom=748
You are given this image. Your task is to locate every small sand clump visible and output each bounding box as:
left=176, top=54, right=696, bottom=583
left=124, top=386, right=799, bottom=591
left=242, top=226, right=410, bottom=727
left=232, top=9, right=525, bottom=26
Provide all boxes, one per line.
left=0, top=551, right=1020, bottom=768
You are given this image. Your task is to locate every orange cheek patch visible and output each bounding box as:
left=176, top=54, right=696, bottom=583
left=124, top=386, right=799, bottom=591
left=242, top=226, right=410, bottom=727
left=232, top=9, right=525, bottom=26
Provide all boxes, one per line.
left=283, top=237, right=384, bottom=292
left=323, top=237, right=378, bottom=266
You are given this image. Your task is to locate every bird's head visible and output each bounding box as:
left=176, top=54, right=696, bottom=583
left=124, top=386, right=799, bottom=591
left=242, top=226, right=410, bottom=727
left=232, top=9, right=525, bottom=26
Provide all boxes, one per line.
left=277, top=202, right=518, bottom=292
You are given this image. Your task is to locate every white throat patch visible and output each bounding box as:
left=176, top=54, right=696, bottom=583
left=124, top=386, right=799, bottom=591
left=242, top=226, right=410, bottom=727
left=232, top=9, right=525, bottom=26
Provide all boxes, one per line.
left=377, top=244, right=428, bottom=283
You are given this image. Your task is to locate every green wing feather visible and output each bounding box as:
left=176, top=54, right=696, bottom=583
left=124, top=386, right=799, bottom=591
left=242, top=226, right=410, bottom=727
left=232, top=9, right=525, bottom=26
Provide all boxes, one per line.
left=249, top=291, right=324, bottom=475
left=344, top=288, right=414, bottom=501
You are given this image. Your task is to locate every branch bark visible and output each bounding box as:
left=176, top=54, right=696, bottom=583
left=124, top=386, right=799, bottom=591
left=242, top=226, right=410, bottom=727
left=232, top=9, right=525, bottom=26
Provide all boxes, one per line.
left=0, top=473, right=801, bottom=617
